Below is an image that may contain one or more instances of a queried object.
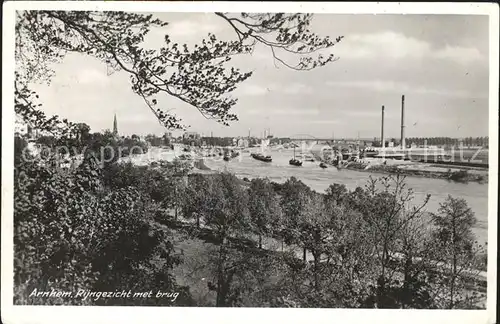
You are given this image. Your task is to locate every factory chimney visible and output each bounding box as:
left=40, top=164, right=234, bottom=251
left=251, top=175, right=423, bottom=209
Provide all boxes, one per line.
left=401, top=95, right=406, bottom=149
left=381, top=105, right=385, bottom=149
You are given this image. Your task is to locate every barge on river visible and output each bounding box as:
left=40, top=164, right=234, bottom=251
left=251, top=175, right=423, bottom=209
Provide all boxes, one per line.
left=251, top=153, right=272, bottom=163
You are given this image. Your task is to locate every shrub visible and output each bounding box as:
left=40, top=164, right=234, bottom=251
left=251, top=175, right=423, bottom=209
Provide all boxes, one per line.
left=14, top=157, right=187, bottom=305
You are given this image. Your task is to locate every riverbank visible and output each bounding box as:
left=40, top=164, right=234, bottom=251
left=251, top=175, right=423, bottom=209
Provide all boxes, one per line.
left=344, top=159, right=488, bottom=183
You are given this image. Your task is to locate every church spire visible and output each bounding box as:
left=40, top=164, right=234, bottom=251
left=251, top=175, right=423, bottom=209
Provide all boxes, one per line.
left=113, top=113, right=118, bottom=136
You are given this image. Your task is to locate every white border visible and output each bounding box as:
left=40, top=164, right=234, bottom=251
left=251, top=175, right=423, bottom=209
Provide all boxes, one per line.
left=2, top=2, right=498, bottom=324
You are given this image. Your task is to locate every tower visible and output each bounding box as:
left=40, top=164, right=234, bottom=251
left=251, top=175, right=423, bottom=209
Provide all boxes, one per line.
left=113, top=113, right=118, bottom=136
left=401, top=95, right=406, bottom=149
left=381, top=105, right=385, bottom=148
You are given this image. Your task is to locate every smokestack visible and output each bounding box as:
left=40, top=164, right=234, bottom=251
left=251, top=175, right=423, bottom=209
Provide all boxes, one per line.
left=381, top=105, right=385, bottom=148
left=401, top=95, right=406, bottom=149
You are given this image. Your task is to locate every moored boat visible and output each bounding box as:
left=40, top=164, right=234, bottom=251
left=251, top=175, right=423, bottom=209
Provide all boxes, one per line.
left=289, top=147, right=302, bottom=166
left=363, top=147, right=379, bottom=158
left=319, top=162, right=328, bottom=169
left=251, top=153, right=272, bottom=162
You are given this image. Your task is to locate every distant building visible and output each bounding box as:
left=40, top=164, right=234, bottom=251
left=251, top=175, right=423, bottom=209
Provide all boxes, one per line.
left=237, top=138, right=249, bottom=147
left=183, top=132, right=200, bottom=141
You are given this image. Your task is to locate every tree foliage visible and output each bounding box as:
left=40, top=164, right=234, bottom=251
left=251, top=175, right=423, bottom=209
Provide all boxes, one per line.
left=16, top=11, right=342, bottom=131
left=14, top=157, right=191, bottom=305
left=248, top=178, right=282, bottom=248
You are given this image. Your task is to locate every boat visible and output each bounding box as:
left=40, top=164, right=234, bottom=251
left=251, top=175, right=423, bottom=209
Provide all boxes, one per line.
left=289, top=147, right=302, bottom=166
left=363, top=147, right=379, bottom=158
left=251, top=153, right=272, bottom=162
left=319, top=162, right=328, bottom=169
left=223, top=156, right=230, bottom=161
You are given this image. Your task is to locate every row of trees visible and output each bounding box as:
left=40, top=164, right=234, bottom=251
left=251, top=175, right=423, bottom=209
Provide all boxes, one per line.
left=199, top=136, right=258, bottom=147
left=26, top=128, right=149, bottom=165
left=195, top=136, right=292, bottom=148
left=405, top=137, right=489, bottom=148
left=159, top=170, right=486, bottom=308
left=145, top=134, right=172, bottom=147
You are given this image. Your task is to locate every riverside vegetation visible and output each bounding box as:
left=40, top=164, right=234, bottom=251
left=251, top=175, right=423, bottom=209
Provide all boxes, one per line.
left=13, top=10, right=487, bottom=308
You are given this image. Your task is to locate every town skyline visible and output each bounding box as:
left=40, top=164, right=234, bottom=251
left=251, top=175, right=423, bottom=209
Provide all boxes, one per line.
left=98, top=112, right=490, bottom=140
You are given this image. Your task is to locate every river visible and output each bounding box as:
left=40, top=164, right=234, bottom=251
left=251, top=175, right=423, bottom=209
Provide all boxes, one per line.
left=203, top=147, right=489, bottom=245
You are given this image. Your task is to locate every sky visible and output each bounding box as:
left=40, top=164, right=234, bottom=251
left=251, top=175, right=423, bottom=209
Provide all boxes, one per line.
left=29, top=13, right=490, bottom=139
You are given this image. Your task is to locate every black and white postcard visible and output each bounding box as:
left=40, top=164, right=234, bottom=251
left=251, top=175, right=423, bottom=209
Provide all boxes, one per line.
left=2, top=2, right=498, bottom=324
